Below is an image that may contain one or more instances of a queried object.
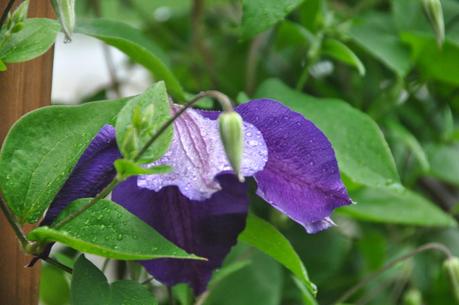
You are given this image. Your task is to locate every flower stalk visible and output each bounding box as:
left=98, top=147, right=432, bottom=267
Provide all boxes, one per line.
left=0, top=190, right=29, bottom=250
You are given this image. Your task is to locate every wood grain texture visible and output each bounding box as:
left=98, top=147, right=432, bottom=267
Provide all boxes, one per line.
left=0, top=1, right=55, bottom=304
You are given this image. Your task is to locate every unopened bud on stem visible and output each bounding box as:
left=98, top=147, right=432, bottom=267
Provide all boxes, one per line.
left=422, top=0, right=445, bottom=47
left=219, top=111, right=244, bottom=182
left=51, top=0, right=76, bottom=42
left=444, top=256, right=459, bottom=302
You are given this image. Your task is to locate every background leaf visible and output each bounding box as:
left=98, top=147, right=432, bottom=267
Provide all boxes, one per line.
left=0, top=18, right=59, bottom=63
left=110, top=281, right=158, bottom=305
left=426, top=143, right=459, bottom=187
left=0, top=99, right=126, bottom=223
left=28, top=199, right=201, bottom=260
left=338, top=187, right=457, bottom=227
left=240, top=0, right=304, bottom=40
left=40, top=264, right=70, bottom=305
left=203, top=250, right=282, bottom=305
left=349, top=13, right=412, bottom=76
left=76, top=19, right=186, bottom=101
left=72, top=255, right=158, bottom=305
left=322, top=39, right=365, bottom=75
left=71, top=255, right=110, bottom=305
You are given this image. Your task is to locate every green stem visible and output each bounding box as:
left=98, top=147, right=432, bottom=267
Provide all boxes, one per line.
left=52, top=178, right=120, bottom=229
left=333, top=242, right=453, bottom=305
left=0, top=191, right=29, bottom=249
left=43, top=257, right=73, bottom=274
left=51, top=90, right=232, bottom=229
left=295, top=66, right=310, bottom=91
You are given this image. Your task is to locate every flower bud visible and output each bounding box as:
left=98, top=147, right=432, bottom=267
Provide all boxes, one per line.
left=10, top=0, right=29, bottom=24
left=422, top=0, right=445, bottom=47
left=4, top=0, right=28, bottom=33
left=444, top=256, right=459, bottom=302
left=11, top=22, right=24, bottom=33
left=218, top=111, right=244, bottom=182
left=121, top=125, right=139, bottom=160
left=51, top=0, right=75, bottom=42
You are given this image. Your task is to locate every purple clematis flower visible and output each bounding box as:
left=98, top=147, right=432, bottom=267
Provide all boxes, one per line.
left=42, top=98, right=351, bottom=294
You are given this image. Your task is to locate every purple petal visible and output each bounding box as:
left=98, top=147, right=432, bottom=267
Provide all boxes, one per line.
left=41, top=125, right=121, bottom=225
left=112, top=174, right=248, bottom=294
left=236, top=99, right=352, bottom=233
left=138, top=106, right=267, bottom=201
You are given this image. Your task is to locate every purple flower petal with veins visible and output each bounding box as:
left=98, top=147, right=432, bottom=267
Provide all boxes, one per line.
left=42, top=98, right=351, bottom=294
left=137, top=105, right=268, bottom=201
left=236, top=99, right=352, bottom=233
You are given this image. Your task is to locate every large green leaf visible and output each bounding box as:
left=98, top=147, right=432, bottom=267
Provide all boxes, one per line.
left=71, top=255, right=157, bottom=305
left=76, top=19, right=186, bottom=101
left=349, top=13, right=412, bottom=76
left=240, top=0, right=304, bottom=40
left=338, top=187, right=457, bottom=227
left=116, top=81, right=173, bottom=163
left=239, top=214, right=316, bottom=295
left=28, top=199, right=202, bottom=260
left=0, top=18, right=59, bottom=63
left=0, top=99, right=126, bottom=224
left=255, top=79, right=399, bottom=188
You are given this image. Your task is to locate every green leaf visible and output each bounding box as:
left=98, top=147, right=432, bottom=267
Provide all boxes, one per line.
left=110, top=281, right=158, bottom=305
left=203, top=251, right=282, bottom=305
left=28, top=199, right=203, bottom=260
left=114, top=159, right=171, bottom=180
left=322, top=38, right=365, bottom=75
left=71, top=255, right=110, bottom=305
left=426, top=143, right=459, bottom=186
left=338, top=187, right=457, bottom=227
left=240, top=0, right=304, bottom=40
left=349, top=13, right=412, bottom=76
left=0, top=98, right=127, bottom=223
left=40, top=264, right=70, bottom=305
left=115, top=81, right=173, bottom=163
left=0, top=19, right=59, bottom=63
left=239, top=214, right=316, bottom=295
left=255, top=79, right=399, bottom=188
left=401, top=32, right=459, bottom=85
left=386, top=121, right=430, bottom=173
left=72, top=256, right=158, bottom=305
left=76, top=19, right=186, bottom=101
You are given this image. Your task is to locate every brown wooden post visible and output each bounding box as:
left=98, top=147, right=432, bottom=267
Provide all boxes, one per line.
left=0, top=1, right=55, bottom=304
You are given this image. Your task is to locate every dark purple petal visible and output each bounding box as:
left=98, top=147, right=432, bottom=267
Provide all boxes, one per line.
left=112, top=174, right=248, bottom=294
left=41, top=125, right=121, bottom=225
left=236, top=99, right=351, bottom=233
left=138, top=106, right=267, bottom=201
